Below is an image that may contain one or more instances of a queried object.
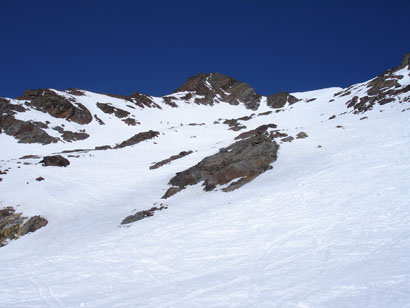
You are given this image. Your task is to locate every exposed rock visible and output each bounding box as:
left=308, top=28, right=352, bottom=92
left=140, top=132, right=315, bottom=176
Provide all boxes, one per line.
left=95, top=145, right=112, bottom=150
left=19, top=216, right=48, bottom=235
left=18, top=89, right=92, bottom=124
left=65, top=88, right=85, bottom=96
left=223, top=118, right=247, bottom=131
left=36, top=177, right=45, bottom=181
left=150, top=151, right=193, bottom=170
left=94, top=114, right=105, bottom=125
left=296, top=132, right=308, bottom=139
left=114, top=130, right=160, bottom=149
left=235, top=124, right=277, bottom=140
left=96, top=102, right=130, bottom=118
left=344, top=54, right=410, bottom=113
left=0, top=115, right=59, bottom=144
left=61, top=130, right=89, bottom=142
left=162, top=96, right=179, bottom=107
left=130, top=91, right=161, bottom=109
left=400, top=53, right=410, bottom=68
left=121, top=205, right=168, bottom=225
left=329, top=115, right=336, bottom=120
left=52, top=126, right=89, bottom=142
left=0, top=207, right=47, bottom=247
left=173, top=73, right=262, bottom=110
left=40, top=155, right=70, bottom=167
left=281, top=136, right=294, bottom=142
left=162, top=187, right=182, bottom=199
left=258, top=111, right=272, bottom=116
left=163, top=133, right=279, bottom=198
left=266, top=92, right=299, bottom=109
left=122, top=118, right=139, bottom=126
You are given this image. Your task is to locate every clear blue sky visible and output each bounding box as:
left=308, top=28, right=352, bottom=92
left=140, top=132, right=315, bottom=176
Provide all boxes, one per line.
left=1, top=0, right=409, bottom=98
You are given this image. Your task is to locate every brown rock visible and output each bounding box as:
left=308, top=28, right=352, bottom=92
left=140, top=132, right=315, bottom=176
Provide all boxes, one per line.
left=296, top=132, right=308, bottom=139
left=18, top=89, right=92, bottom=124
left=114, top=130, right=160, bottom=149
left=163, top=133, right=279, bottom=197
left=266, top=92, right=299, bottom=109
left=40, top=155, right=70, bottom=167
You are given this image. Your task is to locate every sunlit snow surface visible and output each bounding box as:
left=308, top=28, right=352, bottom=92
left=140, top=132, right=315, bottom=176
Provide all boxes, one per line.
left=1, top=80, right=410, bottom=307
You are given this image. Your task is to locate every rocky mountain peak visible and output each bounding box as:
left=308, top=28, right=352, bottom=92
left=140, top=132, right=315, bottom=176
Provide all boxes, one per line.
left=173, top=72, right=262, bottom=110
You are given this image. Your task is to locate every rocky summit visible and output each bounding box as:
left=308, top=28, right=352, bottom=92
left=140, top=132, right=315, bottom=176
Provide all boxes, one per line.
left=0, top=53, right=410, bottom=307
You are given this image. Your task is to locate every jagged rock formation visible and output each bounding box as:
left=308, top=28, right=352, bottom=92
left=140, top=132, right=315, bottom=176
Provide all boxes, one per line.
left=163, top=133, right=279, bottom=198
left=0, top=207, right=47, bottom=247
left=150, top=151, right=193, bottom=170
left=173, top=72, right=262, bottom=110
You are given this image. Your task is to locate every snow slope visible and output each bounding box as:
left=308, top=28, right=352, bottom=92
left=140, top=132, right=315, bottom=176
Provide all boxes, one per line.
left=1, top=66, right=410, bottom=307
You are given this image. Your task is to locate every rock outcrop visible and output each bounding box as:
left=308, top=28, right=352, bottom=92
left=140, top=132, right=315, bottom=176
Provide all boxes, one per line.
left=120, top=204, right=168, bottom=225
left=18, top=89, right=93, bottom=124
left=150, top=151, right=193, bottom=170
left=266, top=92, right=299, bottom=109
left=0, top=207, right=48, bottom=247
left=114, top=130, right=160, bottom=149
left=40, top=155, right=70, bottom=167
left=173, top=73, right=262, bottom=110
left=342, top=53, right=410, bottom=113
left=163, top=133, right=279, bottom=198
left=0, top=98, right=59, bottom=144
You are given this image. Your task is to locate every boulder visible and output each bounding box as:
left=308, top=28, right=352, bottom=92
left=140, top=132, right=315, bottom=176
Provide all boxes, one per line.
left=40, top=155, right=70, bottom=167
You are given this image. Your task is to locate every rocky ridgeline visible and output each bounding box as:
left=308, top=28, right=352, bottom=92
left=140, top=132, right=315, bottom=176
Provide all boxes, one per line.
left=0, top=207, right=47, bottom=247
left=340, top=53, right=410, bottom=113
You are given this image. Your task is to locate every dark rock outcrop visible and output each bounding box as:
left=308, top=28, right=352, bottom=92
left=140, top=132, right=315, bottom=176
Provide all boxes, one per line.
left=163, top=133, right=279, bottom=198
left=150, top=151, right=193, bottom=170
left=0, top=207, right=47, bottom=247
left=0, top=99, right=59, bottom=144
left=0, top=115, right=59, bottom=144
left=114, top=130, right=160, bottom=149
left=235, top=124, right=277, bottom=140
left=400, top=53, right=410, bottom=69
left=121, top=205, right=168, bottom=225
left=96, top=102, right=130, bottom=118
left=266, top=92, right=299, bottom=109
left=130, top=91, right=161, bottom=109
left=173, top=73, right=262, bottom=110
left=40, top=155, right=70, bottom=167
left=343, top=53, right=410, bottom=113
left=18, top=89, right=92, bottom=124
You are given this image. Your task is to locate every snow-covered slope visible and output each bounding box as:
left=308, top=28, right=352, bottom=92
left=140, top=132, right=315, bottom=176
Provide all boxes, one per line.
left=1, top=55, right=410, bottom=307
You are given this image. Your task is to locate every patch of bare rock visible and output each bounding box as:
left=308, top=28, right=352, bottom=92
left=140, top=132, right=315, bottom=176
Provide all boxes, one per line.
left=150, top=151, right=193, bottom=170
left=114, top=130, right=159, bottom=149
left=0, top=207, right=47, bottom=247
left=121, top=204, right=168, bottom=225
left=162, top=132, right=279, bottom=198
